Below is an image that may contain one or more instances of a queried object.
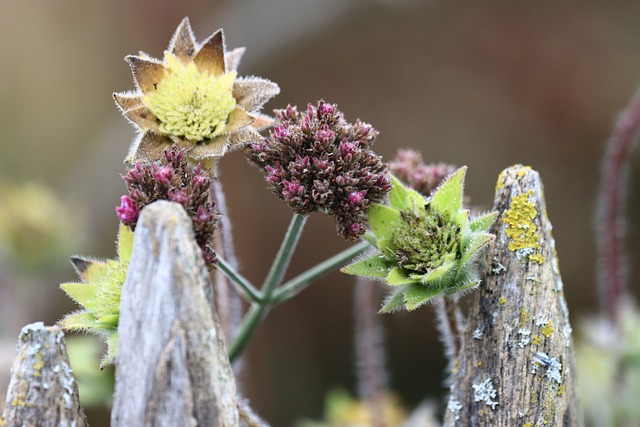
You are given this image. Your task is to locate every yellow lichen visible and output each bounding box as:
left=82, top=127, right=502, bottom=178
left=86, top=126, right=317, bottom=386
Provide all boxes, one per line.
left=523, top=423, right=533, bottom=427
left=11, top=398, right=26, bottom=407
left=557, top=385, right=565, bottom=396
left=519, top=308, right=531, bottom=326
left=495, top=170, right=507, bottom=193
left=541, top=321, right=555, bottom=338
left=516, top=166, right=532, bottom=179
left=477, top=361, right=482, bottom=367
left=532, top=334, right=541, bottom=345
left=452, top=358, right=459, bottom=375
left=503, top=191, right=539, bottom=252
left=33, top=351, right=44, bottom=377
left=499, top=296, right=507, bottom=305
left=529, top=253, right=545, bottom=264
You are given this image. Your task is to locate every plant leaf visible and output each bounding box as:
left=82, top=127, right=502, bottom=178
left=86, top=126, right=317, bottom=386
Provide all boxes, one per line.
left=386, top=267, right=421, bottom=286
left=454, top=209, right=469, bottom=229
left=341, top=254, right=394, bottom=278
left=59, top=311, right=99, bottom=331
left=361, top=231, right=378, bottom=246
left=446, top=278, right=480, bottom=294
left=117, top=223, right=135, bottom=262
left=421, top=261, right=456, bottom=286
left=368, top=204, right=401, bottom=241
left=70, top=257, right=110, bottom=283
left=460, top=232, right=494, bottom=268
left=431, top=166, right=466, bottom=218
left=102, top=332, right=119, bottom=368
left=404, top=284, right=441, bottom=310
left=470, top=211, right=498, bottom=233
left=407, top=189, right=429, bottom=216
left=60, top=282, right=97, bottom=307
left=379, top=287, right=408, bottom=313
left=95, top=314, right=119, bottom=328
left=389, top=174, right=410, bottom=210
left=376, top=237, right=397, bottom=260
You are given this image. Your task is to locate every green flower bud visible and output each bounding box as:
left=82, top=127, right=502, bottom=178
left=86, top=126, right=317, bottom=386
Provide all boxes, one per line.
left=342, top=167, right=496, bottom=312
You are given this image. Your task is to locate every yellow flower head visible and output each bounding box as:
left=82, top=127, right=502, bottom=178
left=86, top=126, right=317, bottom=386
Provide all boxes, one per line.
left=114, top=17, right=280, bottom=163
left=144, top=53, right=237, bottom=141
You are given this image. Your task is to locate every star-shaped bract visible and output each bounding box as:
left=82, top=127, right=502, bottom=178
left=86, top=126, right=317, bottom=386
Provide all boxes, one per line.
left=342, top=167, right=496, bottom=312
left=114, top=17, right=280, bottom=163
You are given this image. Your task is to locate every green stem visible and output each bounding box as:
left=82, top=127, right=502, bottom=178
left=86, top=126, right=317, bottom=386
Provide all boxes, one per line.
left=271, top=240, right=370, bottom=304
left=229, top=214, right=307, bottom=361
left=217, top=256, right=262, bottom=304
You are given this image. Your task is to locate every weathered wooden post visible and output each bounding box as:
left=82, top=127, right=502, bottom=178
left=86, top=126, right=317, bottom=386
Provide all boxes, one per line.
left=444, top=165, right=583, bottom=426
left=111, top=201, right=240, bottom=427
left=1, top=323, right=86, bottom=427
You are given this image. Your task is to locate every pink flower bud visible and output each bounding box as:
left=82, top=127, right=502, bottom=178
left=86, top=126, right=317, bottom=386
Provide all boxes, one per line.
left=154, top=165, right=174, bottom=185
left=116, top=195, right=139, bottom=224
left=349, top=190, right=367, bottom=206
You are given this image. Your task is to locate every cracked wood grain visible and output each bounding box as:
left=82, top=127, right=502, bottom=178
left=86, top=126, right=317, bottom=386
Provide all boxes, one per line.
left=443, top=165, right=583, bottom=426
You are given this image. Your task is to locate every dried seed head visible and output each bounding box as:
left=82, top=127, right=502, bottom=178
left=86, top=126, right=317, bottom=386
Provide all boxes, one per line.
left=114, top=17, right=280, bottom=163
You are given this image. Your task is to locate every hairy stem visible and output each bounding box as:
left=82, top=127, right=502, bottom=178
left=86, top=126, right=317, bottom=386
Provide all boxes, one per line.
left=597, top=88, right=640, bottom=325
left=434, top=295, right=460, bottom=375
left=228, top=214, right=306, bottom=361
left=354, top=278, right=387, bottom=427
left=203, top=159, right=243, bottom=344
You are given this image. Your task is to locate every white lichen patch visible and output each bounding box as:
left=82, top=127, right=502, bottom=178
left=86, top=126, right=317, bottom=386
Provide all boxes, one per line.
left=531, top=362, right=540, bottom=375
left=532, top=352, right=563, bottom=384
left=559, top=299, right=572, bottom=348
left=472, top=378, right=498, bottom=409
left=473, top=328, right=483, bottom=340
left=447, top=396, right=463, bottom=420
left=492, top=311, right=500, bottom=324
left=555, top=277, right=564, bottom=291
left=545, top=359, right=563, bottom=384
left=492, top=260, right=507, bottom=275
left=516, top=247, right=535, bottom=260
left=535, top=316, right=547, bottom=327
left=517, top=328, right=531, bottom=348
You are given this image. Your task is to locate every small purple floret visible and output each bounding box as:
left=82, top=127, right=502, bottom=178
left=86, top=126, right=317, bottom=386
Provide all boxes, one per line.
left=116, top=195, right=140, bottom=224
left=349, top=190, right=367, bottom=206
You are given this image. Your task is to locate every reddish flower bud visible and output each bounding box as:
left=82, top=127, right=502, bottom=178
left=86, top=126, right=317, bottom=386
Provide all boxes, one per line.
left=117, top=147, right=220, bottom=269
left=349, top=190, right=367, bottom=206
left=116, top=195, right=140, bottom=225
left=246, top=100, right=389, bottom=240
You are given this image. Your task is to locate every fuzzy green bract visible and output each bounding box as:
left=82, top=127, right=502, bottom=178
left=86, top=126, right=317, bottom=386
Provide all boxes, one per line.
left=342, top=167, right=496, bottom=312
left=58, top=224, right=134, bottom=367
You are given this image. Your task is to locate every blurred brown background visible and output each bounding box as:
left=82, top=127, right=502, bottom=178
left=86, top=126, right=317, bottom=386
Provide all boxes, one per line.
left=2, top=1, right=640, bottom=425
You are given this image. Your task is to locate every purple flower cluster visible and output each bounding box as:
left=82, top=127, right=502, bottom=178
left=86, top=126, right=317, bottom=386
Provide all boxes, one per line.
left=116, top=148, right=219, bottom=269
left=389, top=149, right=457, bottom=197
left=248, top=100, right=391, bottom=240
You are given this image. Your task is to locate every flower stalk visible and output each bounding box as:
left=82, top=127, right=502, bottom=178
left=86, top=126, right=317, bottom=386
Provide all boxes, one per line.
left=597, top=87, right=640, bottom=326
left=228, top=213, right=307, bottom=361
left=216, top=256, right=262, bottom=304
left=271, top=240, right=371, bottom=304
